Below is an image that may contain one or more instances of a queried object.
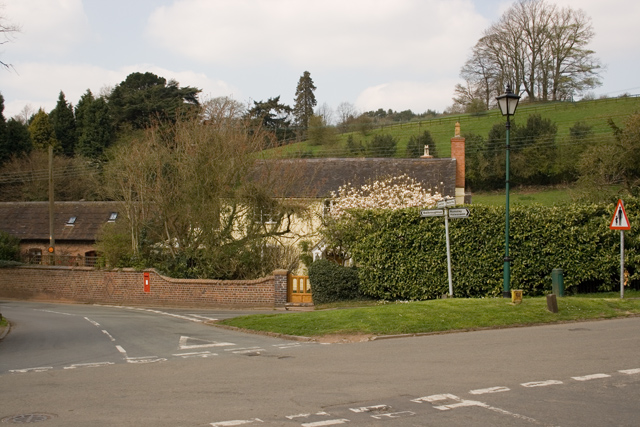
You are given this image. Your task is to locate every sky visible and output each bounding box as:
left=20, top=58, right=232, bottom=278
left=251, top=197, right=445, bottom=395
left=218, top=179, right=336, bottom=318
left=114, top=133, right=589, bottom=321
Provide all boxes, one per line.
left=1, top=0, right=639, bottom=121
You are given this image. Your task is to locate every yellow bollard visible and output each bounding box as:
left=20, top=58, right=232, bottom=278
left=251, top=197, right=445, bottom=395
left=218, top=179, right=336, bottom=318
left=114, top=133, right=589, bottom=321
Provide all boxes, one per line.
left=511, top=290, right=523, bottom=304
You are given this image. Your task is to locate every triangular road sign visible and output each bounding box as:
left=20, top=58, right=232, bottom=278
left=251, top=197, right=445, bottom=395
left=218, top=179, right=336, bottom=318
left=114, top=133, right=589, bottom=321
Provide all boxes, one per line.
left=610, top=199, right=631, bottom=231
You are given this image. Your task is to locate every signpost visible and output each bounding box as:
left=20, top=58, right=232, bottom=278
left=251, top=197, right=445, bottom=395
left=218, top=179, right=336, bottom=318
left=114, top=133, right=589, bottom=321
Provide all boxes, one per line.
left=420, top=199, right=470, bottom=297
left=610, top=199, right=631, bottom=299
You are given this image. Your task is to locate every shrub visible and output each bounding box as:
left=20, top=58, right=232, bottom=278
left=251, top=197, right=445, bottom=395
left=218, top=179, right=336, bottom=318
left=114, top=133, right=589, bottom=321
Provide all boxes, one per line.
left=324, top=199, right=638, bottom=299
left=0, top=231, right=20, bottom=261
left=308, top=259, right=362, bottom=304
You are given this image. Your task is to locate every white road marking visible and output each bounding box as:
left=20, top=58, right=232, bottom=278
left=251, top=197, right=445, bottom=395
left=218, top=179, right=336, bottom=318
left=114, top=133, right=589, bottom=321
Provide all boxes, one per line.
left=188, top=314, right=219, bottom=321
left=521, top=380, right=563, bottom=388
left=84, top=317, right=101, bottom=327
left=286, top=412, right=330, bottom=420
left=371, top=411, right=415, bottom=419
left=273, top=343, right=303, bottom=349
left=469, top=386, right=510, bottom=395
left=413, top=393, right=542, bottom=424
left=572, top=373, right=611, bottom=381
left=126, top=357, right=166, bottom=364
left=301, top=420, right=350, bottom=427
left=349, top=405, right=390, bottom=413
left=102, top=330, right=116, bottom=341
left=63, top=362, right=114, bottom=369
left=9, top=367, right=53, bottom=373
left=179, top=336, right=235, bottom=350
left=173, top=351, right=218, bottom=358
left=620, top=368, right=640, bottom=375
left=116, top=345, right=127, bottom=355
left=35, top=309, right=75, bottom=316
left=210, top=419, right=263, bottom=426
left=224, top=346, right=264, bottom=354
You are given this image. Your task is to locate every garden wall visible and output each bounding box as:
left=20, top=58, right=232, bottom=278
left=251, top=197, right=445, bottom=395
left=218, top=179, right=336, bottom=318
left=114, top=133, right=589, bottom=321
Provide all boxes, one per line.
left=0, top=266, right=289, bottom=308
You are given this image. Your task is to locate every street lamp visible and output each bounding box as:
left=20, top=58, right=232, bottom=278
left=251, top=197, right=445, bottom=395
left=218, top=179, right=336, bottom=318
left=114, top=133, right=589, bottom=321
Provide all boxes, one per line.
left=496, top=85, right=520, bottom=298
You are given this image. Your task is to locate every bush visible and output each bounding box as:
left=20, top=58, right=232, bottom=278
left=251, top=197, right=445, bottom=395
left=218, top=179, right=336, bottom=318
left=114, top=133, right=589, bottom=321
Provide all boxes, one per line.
left=0, top=231, right=20, bottom=261
left=325, top=198, right=638, bottom=299
left=308, top=259, right=362, bottom=304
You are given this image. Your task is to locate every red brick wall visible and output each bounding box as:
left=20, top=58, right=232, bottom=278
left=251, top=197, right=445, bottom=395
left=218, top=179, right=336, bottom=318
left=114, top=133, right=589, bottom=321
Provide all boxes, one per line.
left=0, top=266, right=289, bottom=308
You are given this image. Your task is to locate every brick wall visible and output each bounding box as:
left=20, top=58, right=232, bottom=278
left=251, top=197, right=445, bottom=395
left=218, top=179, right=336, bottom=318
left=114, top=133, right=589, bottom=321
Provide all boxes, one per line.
left=0, top=266, right=289, bottom=308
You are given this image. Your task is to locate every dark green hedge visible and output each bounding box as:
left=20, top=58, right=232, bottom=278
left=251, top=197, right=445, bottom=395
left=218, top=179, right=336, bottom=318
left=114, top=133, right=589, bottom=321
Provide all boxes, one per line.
left=308, top=259, right=363, bottom=304
left=330, top=199, right=640, bottom=299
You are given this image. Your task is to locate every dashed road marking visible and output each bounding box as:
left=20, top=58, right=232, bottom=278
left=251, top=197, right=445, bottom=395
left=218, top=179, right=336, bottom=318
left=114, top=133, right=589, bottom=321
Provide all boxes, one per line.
left=572, top=373, right=611, bottom=381
left=301, top=420, right=350, bottom=427
left=173, top=351, right=218, bottom=358
left=188, top=314, right=219, bottom=322
left=9, top=367, right=53, bottom=373
left=521, top=380, right=563, bottom=388
left=102, top=330, right=116, bottom=341
left=224, top=346, right=264, bottom=354
left=286, top=412, right=330, bottom=420
left=84, top=317, right=101, bottom=327
left=371, top=411, right=415, bottom=420
left=349, top=405, right=390, bottom=413
left=469, top=386, right=510, bottom=395
left=210, top=419, right=263, bottom=426
left=620, top=368, right=640, bottom=375
left=63, top=362, right=114, bottom=369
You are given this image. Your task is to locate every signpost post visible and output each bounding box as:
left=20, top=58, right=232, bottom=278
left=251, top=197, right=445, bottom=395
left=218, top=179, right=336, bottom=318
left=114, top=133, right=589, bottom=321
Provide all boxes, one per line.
left=420, top=199, right=470, bottom=297
left=609, top=199, right=631, bottom=299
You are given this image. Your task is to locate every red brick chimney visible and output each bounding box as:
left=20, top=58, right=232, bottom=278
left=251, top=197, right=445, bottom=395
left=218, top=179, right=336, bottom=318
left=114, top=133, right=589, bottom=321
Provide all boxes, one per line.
left=450, top=122, right=465, bottom=205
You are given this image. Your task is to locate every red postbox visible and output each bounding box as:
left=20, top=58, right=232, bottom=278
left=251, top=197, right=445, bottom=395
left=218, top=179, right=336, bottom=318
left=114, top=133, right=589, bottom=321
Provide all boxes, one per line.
left=143, top=272, right=150, bottom=293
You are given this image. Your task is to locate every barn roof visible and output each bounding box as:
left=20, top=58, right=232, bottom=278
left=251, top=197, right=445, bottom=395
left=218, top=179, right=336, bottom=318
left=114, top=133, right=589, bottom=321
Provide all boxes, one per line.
left=0, top=201, right=121, bottom=242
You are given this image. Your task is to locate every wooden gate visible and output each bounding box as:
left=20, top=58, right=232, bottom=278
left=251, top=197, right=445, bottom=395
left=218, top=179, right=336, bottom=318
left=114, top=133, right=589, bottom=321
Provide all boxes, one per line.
left=287, top=274, right=312, bottom=304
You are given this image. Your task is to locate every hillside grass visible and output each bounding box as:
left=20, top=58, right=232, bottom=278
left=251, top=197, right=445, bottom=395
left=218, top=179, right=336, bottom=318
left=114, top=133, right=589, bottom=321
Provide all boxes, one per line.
left=472, top=186, right=575, bottom=206
left=265, top=96, right=640, bottom=159
left=219, top=291, right=640, bottom=338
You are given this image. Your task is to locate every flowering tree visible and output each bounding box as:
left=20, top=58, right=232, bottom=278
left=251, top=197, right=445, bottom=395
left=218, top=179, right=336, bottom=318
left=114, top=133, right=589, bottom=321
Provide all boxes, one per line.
left=328, top=174, right=442, bottom=218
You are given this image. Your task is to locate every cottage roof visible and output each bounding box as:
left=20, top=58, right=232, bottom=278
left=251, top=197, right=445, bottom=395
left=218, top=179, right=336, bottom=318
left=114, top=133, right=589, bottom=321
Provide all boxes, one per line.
left=254, top=157, right=456, bottom=198
left=0, top=201, right=121, bottom=242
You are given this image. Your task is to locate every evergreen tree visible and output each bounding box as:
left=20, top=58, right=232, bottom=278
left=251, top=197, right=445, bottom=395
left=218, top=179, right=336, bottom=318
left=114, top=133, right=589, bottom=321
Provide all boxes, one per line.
left=75, top=89, right=95, bottom=144
left=3, top=118, right=33, bottom=162
left=49, top=91, right=77, bottom=157
left=247, top=96, right=294, bottom=143
left=0, top=93, right=6, bottom=156
left=293, top=71, right=317, bottom=136
left=28, top=109, right=59, bottom=151
left=76, top=97, right=114, bottom=159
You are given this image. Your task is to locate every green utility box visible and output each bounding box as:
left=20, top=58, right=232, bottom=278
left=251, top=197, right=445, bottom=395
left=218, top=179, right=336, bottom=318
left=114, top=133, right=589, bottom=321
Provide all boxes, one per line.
left=552, top=268, right=564, bottom=297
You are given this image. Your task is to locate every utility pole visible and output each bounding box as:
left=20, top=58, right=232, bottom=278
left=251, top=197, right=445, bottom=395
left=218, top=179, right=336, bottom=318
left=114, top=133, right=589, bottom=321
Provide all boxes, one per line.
left=48, top=145, right=55, bottom=264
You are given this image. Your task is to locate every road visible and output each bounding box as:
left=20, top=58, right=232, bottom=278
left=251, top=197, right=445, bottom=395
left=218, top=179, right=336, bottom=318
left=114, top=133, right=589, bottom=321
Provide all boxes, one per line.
left=1, top=300, right=639, bottom=426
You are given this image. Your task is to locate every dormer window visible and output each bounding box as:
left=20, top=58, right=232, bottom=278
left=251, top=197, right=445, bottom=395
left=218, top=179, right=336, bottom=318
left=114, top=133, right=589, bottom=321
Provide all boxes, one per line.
left=66, top=216, right=77, bottom=226
left=108, top=212, right=118, bottom=222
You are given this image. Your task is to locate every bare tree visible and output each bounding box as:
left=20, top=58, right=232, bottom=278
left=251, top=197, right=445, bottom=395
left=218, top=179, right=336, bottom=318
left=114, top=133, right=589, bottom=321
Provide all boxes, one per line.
left=456, top=0, right=601, bottom=108
left=0, top=4, right=20, bottom=70
left=102, top=98, right=309, bottom=279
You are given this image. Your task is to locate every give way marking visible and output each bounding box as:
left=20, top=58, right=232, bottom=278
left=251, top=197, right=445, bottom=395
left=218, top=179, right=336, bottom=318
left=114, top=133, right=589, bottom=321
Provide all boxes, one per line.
left=179, top=336, right=235, bottom=350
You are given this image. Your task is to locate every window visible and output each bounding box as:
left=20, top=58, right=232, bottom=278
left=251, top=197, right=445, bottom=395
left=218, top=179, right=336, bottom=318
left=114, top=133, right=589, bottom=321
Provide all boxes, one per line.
left=323, top=200, right=334, bottom=217
left=66, top=216, right=77, bottom=226
left=108, top=212, right=118, bottom=222
left=28, top=248, right=42, bottom=264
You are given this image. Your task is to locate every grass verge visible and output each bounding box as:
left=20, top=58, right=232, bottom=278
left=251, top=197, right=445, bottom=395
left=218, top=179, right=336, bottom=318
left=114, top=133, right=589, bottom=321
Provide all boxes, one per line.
left=219, top=292, right=640, bottom=338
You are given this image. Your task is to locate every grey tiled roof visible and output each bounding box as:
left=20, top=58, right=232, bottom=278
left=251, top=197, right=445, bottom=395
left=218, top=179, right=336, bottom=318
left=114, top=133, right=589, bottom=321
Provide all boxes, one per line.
left=254, top=158, right=456, bottom=198
left=0, top=201, right=121, bottom=242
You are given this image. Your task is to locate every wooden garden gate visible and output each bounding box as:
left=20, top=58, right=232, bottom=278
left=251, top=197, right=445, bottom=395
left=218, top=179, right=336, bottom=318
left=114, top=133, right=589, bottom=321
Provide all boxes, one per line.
left=287, top=274, right=312, bottom=304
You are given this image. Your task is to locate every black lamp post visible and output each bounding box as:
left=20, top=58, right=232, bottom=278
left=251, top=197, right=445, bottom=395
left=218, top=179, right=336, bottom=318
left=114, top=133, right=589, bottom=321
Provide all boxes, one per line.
left=496, top=85, right=520, bottom=298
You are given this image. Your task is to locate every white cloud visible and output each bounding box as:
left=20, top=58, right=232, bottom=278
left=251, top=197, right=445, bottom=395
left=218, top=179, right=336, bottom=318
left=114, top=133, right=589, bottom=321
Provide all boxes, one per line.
left=2, top=62, right=239, bottom=118
left=355, top=80, right=458, bottom=113
left=146, top=0, right=488, bottom=75
left=3, top=0, right=91, bottom=58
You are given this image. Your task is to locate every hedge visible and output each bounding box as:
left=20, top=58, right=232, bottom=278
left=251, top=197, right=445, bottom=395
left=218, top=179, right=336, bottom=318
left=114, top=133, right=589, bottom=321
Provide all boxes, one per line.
left=330, top=198, right=640, bottom=299
left=308, top=259, right=363, bottom=304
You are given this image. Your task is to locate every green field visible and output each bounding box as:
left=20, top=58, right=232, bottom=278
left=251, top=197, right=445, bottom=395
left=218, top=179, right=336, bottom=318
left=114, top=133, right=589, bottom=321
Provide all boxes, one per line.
left=219, top=291, right=640, bottom=338
left=266, top=95, right=640, bottom=159
left=472, top=186, right=575, bottom=206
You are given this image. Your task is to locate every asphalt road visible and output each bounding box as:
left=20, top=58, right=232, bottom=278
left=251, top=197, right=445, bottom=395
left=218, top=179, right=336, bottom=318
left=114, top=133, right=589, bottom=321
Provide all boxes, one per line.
left=1, top=300, right=639, bottom=426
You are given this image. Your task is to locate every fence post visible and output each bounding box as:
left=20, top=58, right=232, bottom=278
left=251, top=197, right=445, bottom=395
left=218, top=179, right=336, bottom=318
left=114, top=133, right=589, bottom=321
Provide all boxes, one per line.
left=273, top=269, right=289, bottom=307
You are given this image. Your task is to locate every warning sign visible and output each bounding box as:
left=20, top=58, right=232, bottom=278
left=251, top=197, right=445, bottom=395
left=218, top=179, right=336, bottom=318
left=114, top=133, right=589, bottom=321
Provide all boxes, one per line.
left=610, top=199, right=631, bottom=231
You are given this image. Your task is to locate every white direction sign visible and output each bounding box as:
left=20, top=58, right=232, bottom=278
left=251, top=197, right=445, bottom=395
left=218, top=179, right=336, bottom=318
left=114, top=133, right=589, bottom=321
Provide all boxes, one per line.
left=436, top=198, right=456, bottom=208
left=420, top=209, right=445, bottom=217
left=448, top=208, right=470, bottom=219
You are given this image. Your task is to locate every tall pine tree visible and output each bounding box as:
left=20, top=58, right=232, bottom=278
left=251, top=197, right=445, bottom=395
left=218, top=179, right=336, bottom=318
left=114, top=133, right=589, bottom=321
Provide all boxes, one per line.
left=293, top=71, right=317, bottom=138
left=49, top=91, right=77, bottom=157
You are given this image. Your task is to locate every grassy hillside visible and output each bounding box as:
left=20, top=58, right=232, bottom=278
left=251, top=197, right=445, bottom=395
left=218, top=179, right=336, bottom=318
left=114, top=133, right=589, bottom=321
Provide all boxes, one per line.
left=267, top=95, right=640, bottom=159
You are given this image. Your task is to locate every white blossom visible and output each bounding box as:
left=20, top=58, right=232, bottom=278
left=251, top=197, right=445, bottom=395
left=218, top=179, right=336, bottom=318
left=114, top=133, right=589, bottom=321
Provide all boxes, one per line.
left=329, top=174, right=441, bottom=217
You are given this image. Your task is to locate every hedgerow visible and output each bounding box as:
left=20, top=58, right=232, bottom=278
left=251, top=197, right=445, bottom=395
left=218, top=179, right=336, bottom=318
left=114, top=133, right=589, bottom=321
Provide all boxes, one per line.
left=326, top=198, right=639, bottom=299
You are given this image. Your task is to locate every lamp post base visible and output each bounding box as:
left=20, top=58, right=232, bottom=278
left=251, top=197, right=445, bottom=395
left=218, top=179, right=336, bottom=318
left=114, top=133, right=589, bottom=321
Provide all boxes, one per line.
left=502, top=291, right=511, bottom=299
